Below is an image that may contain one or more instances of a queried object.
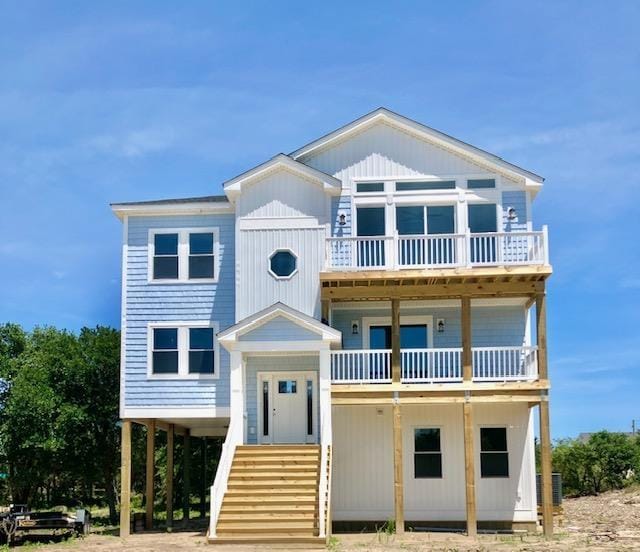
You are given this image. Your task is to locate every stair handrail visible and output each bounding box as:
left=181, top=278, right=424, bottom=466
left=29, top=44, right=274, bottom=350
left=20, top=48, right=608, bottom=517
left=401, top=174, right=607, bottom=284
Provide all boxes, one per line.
left=209, top=416, right=241, bottom=538
left=318, top=410, right=332, bottom=538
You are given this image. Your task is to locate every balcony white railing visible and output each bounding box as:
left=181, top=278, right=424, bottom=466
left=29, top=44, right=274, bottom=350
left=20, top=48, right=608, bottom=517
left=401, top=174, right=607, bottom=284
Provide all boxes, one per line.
left=330, top=346, right=538, bottom=384
left=472, top=346, right=539, bottom=381
left=401, top=348, right=463, bottom=382
left=325, top=228, right=548, bottom=271
left=331, top=349, right=392, bottom=383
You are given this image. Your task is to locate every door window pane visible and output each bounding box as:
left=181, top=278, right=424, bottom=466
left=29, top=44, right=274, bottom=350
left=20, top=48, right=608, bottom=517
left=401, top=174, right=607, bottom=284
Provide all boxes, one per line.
left=468, top=204, right=497, bottom=233
left=396, top=206, right=424, bottom=235
left=356, top=207, right=386, bottom=236
left=369, top=326, right=391, bottom=349
left=400, top=324, right=428, bottom=348
left=262, top=381, right=269, bottom=436
left=306, top=380, right=313, bottom=436
left=278, top=380, right=297, bottom=393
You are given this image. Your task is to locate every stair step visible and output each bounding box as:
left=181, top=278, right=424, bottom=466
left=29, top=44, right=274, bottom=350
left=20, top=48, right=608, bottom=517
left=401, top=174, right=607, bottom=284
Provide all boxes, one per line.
left=225, top=487, right=316, bottom=496
left=227, top=483, right=317, bottom=491
left=210, top=535, right=325, bottom=546
left=234, top=458, right=319, bottom=466
left=219, top=513, right=315, bottom=521
left=217, top=522, right=317, bottom=532
left=221, top=504, right=317, bottom=514
left=229, top=471, right=318, bottom=480
left=235, top=449, right=319, bottom=457
left=232, top=464, right=319, bottom=472
left=236, top=445, right=320, bottom=450
left=223, top=494, right=317, bottom=503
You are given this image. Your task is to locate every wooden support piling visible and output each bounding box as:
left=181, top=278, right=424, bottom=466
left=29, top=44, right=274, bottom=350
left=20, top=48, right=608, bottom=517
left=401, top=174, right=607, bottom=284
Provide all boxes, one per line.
left=463, top=402, right=477, bottom=537
left=119, top=420, right=132, bottom=537
left=145, top=420, right=155, bottom=530
left=392, top=401, right=404, bottom=534
left=183, top=429, right=191, bottom=527
left=166, top=423, right=174, bottom=531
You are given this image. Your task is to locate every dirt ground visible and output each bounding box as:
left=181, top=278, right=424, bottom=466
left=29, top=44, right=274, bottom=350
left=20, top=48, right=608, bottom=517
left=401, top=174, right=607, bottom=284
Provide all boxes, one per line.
left=27, top=486, right=640, bottom=551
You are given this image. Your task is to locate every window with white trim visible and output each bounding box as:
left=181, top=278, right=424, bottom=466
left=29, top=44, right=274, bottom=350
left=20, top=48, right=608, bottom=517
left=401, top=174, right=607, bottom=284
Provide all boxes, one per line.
left=149, top=228, right=219, bottom=282
left=148, top=322, right=219, bottom=378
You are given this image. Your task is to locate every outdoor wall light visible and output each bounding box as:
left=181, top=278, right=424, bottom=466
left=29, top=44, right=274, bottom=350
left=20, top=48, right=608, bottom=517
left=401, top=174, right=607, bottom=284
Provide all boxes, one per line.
left=437, top=319, right=445, bottom=333
left=351, top=320, right=359, bottom=335
left=507, top=207, right=517, bottom=221
left=338, top=212, right=347, bottom=226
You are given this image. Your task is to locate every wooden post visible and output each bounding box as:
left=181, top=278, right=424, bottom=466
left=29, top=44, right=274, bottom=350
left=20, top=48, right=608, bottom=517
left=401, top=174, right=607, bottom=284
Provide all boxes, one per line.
left=119, top=420, right=132, bottom=537
left=539, top=399, right=554, bottom=537
left=166, top=424, right=174, bottom=531
left=536, top=292, right=548, bottom=380
left=391, top=299, right=401, bottom=383
left=183, top=429, right=191, bottom=527
left=200, top=437, right=207, bottom=519
left=392, top=400, right=404, bottom=534
left=145, top=420, right=155, bottom=530
left=463, top=402, right=477, bottom=537
left=461, top=296, right=472, bottom=382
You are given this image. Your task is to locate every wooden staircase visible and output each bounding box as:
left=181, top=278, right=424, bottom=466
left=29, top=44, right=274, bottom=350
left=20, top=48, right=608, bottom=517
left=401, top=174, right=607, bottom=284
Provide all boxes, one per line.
left=210, top=444, right=325, bottom=546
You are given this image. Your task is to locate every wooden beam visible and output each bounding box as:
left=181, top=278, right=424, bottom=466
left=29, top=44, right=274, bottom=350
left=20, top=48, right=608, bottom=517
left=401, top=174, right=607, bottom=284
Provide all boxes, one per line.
left=183, top=429, right=191, bottom=527
left=536, top=292, right=548, bottom=379
left=539, top=400, right=554, bottom=537
left=331, top=380, right=550, bottom=394
left=392, top=401, right=404, bottom=534
left=463, top=402, right=477, bottom=537
left=321, top=280, right=545, bottom=301
left=166, top=423, right=174, bottom=531
left=391, top=299, right=401, bottom=383
left=119, top=420, right=132, bottom=537
left=145, top=420, right=155, bottom=530
left=461, top=296, right=472, bottom=382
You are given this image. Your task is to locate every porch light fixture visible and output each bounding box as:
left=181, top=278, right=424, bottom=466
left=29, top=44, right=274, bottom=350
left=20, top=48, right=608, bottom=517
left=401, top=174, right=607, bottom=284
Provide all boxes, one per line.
left=338, top=212, right=347, bottom=226
left=437, top=319, right=445, bottom=333
left=507, top=207, right=517, bottom=221
left=351, top=320, right=359, bottom=335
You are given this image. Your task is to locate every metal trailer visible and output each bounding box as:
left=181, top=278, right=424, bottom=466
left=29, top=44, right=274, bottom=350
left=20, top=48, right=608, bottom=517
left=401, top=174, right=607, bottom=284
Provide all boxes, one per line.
left=0, top=505, right=90, bottom=545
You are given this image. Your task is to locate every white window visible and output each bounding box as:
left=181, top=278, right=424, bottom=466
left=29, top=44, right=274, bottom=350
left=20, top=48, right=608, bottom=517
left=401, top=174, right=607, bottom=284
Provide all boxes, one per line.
left=148, top=228, right=219, bottom=283
left=147, top=321, right=219, bottom=379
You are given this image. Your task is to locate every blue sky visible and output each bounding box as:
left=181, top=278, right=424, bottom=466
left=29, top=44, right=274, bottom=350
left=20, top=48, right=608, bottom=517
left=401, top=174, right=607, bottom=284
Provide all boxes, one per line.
left=0, top=1, right=638, bottom=439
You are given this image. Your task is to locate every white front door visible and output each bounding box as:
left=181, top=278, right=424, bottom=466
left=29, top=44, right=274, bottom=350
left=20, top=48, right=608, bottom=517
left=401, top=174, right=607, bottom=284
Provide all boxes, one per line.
left=258, top=371, right=317, bottom=444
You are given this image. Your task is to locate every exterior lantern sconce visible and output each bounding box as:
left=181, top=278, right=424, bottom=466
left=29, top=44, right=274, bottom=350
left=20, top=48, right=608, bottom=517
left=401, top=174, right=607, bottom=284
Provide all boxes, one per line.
left=507, top=207, right=517, bottom=221
left=338, top=212, right=347, bottom=226
left=351, top=320, right=359, bottom=335
left=437, top=319, right=445, bottom=333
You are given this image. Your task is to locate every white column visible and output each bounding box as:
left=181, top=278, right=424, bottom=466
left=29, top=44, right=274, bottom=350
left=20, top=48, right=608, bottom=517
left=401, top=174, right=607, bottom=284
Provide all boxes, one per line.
left=319, top=347, right=332, bottom=446
left=229, top=350, right=245, bottom=445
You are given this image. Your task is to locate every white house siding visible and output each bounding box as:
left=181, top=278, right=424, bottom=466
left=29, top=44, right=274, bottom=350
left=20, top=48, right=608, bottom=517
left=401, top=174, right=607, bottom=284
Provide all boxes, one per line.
left=235, top=169, right=330, bottom=221
left=244, top=355, right=320, bottom=444
left=332, top=305, right=527, bottom=349
left=237, top=227, right=325, bottom=320
left=124, top=214, right=235, bottom=408
left=331, top=403, right=536, bottom=523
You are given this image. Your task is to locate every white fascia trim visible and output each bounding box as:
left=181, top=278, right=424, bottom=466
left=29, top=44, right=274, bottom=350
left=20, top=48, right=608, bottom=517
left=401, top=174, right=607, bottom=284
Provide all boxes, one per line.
left=290, top=109, right=544, bottom=190
left=111, top=202, right=233, bottom=220
left=223, top=154, right=342, bottom=201
left=123, top=406, right=231, bottom=419
left=331, top=298, right=528, bottom=310
left=119, top=215, right=128, bottom=418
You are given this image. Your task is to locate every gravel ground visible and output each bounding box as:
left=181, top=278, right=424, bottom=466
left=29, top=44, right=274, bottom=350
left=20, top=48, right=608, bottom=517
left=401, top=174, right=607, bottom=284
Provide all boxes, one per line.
left=27, top=486, right=640, bottom=551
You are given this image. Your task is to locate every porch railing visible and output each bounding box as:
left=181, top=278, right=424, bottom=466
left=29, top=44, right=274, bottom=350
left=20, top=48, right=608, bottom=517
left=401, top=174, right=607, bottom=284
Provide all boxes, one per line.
left=325, top=227, right=548, bottom=271
left=330, top=349, right=392, bottom=383
left=330, top=346, right=538, bottom=384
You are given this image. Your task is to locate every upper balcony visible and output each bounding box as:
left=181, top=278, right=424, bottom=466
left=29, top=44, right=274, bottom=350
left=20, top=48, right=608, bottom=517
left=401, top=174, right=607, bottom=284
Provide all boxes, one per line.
left=325, top=227, right=549, bottom=272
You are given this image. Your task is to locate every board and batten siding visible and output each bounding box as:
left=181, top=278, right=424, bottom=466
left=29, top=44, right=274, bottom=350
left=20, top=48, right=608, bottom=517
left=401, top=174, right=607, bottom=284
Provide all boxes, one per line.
left=244, top=355, right=320, bottom=444
left=331, top=403, right=536, bottom=522
left=237, top=227, right=325, bottom=320
left=332, top=305, right=527, bottom=349
left=124, top=214, right=235, bottom=408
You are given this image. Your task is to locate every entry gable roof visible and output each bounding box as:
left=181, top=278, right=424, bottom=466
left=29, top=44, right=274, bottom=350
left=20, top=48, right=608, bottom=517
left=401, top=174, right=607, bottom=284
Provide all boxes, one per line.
left=223, top=153, right=341, bottom=202
left=217, top=302, right=342, bottom=345
left=290, top=107, right=544, bottom=191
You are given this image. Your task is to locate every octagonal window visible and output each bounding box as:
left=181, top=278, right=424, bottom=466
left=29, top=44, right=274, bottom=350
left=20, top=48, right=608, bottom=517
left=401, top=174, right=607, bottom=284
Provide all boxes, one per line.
left=269, top=250, right=297, bottom=279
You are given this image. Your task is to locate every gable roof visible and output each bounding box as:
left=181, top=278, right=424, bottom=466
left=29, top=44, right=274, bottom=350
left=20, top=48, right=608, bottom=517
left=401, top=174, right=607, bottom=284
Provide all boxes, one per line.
left=290, top=107, right=544, bottom=189
left=223, top=153, right=341, bottom=202
left=217, top=302, right=341, bottom=345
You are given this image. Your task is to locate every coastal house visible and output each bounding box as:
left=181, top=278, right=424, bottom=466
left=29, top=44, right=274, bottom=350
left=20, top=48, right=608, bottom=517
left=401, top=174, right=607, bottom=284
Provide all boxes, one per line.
left=112, top=108, right=554, bottom=545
